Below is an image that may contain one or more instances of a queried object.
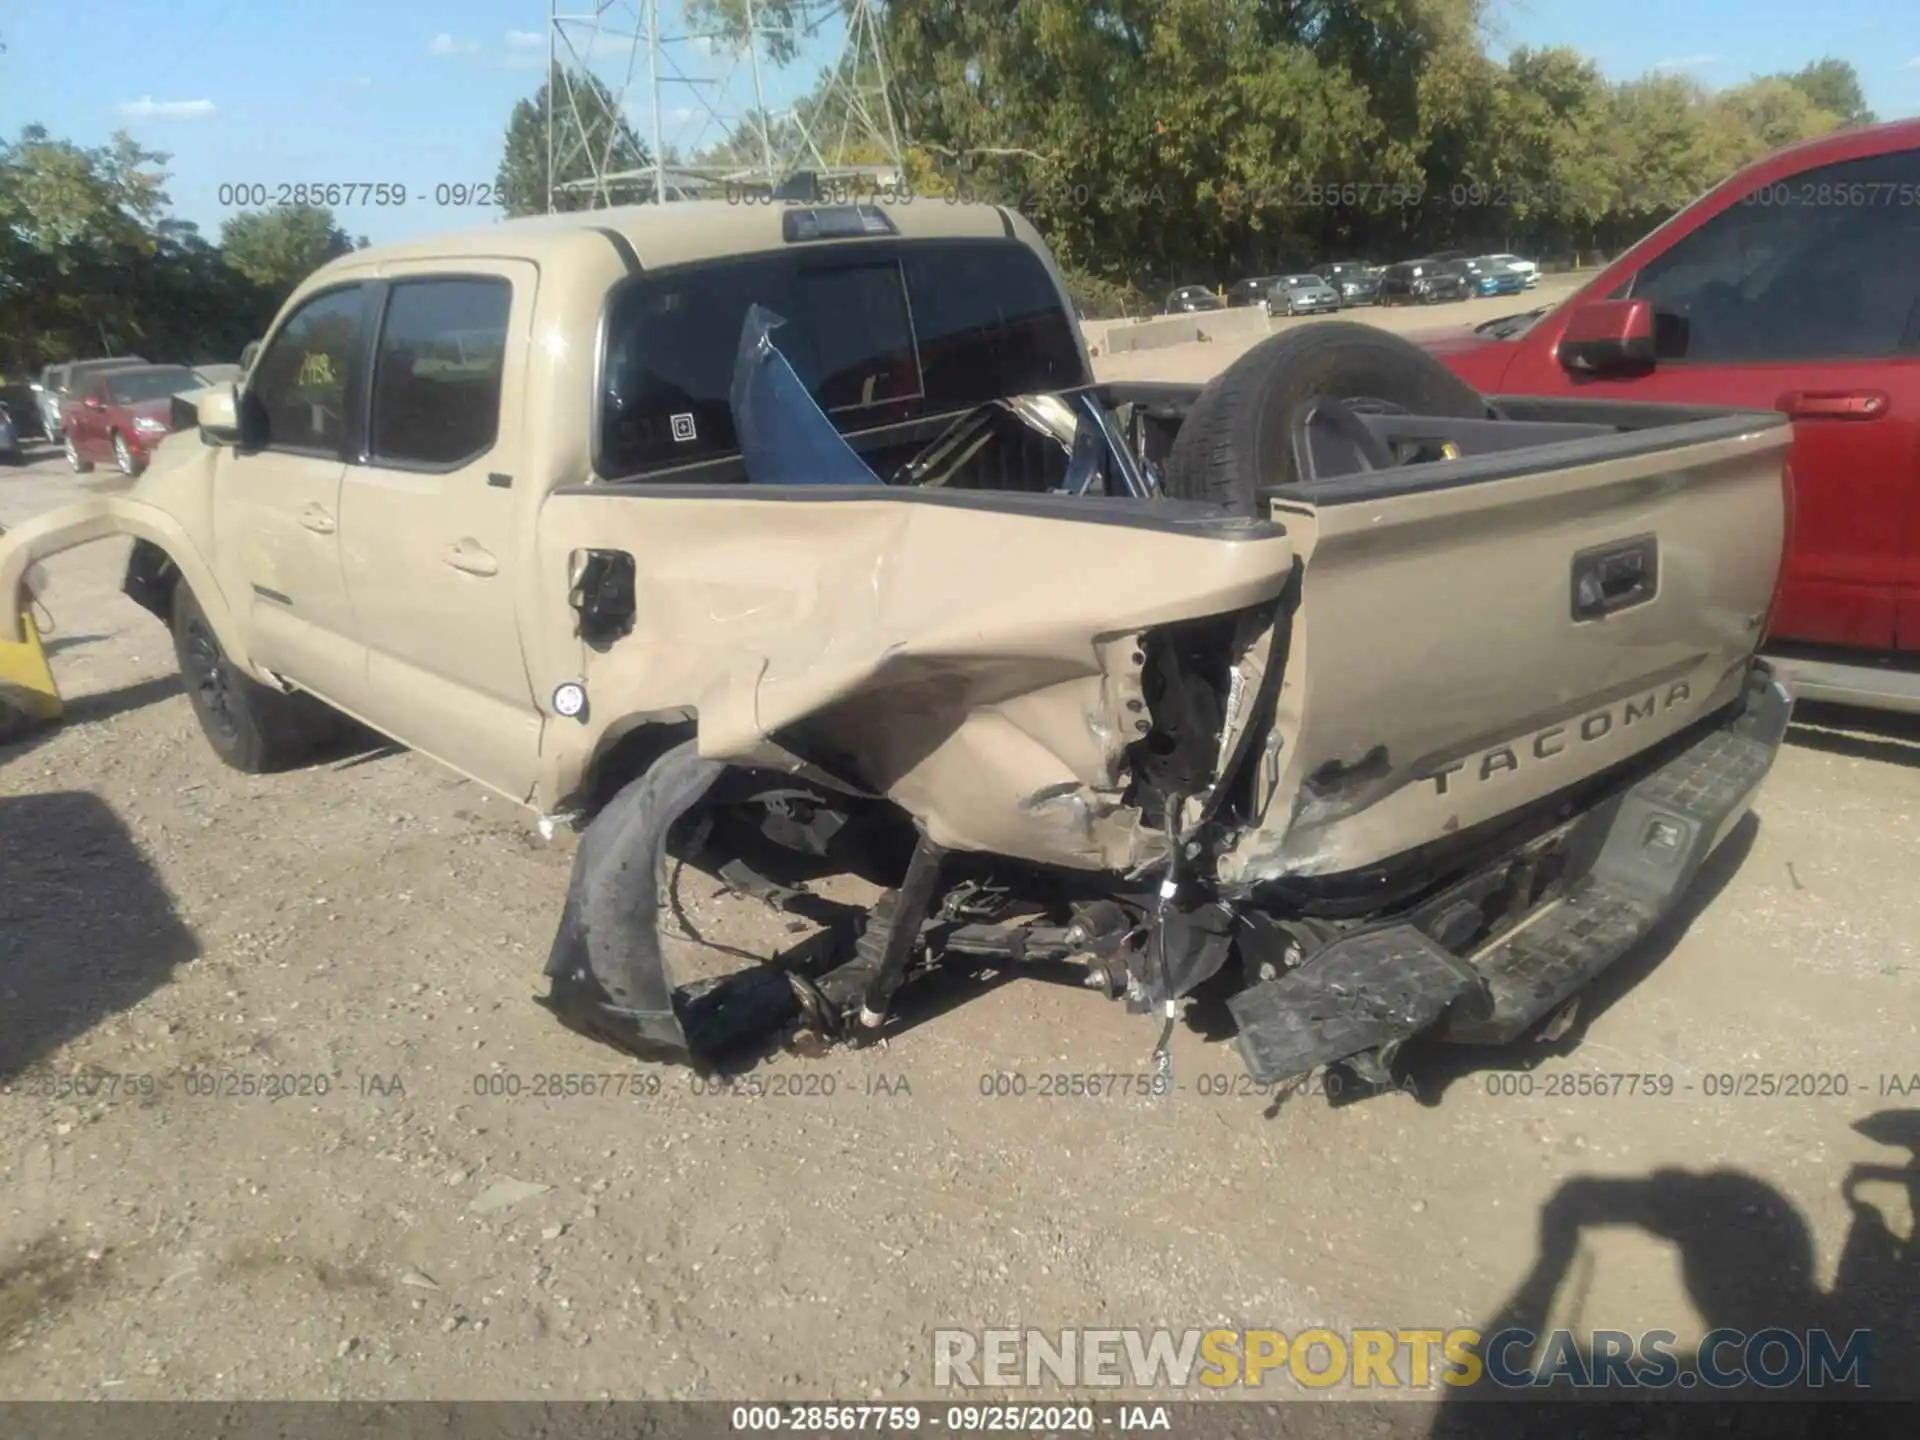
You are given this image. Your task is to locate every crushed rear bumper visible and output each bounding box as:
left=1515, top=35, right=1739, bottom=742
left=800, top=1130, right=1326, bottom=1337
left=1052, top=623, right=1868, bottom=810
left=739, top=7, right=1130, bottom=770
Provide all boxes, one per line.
left=1229, top=661, right=1793, bottom=1082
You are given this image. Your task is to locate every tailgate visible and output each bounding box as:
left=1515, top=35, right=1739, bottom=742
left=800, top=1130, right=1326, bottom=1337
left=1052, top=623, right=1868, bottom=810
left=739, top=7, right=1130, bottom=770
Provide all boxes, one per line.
left=1218, top=411, right=1792, bottom=884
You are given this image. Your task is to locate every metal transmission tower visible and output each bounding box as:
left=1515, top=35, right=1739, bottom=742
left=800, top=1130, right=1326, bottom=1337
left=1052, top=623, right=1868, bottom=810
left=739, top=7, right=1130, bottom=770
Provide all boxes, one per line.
left=544, top=0, right=905, bottom=210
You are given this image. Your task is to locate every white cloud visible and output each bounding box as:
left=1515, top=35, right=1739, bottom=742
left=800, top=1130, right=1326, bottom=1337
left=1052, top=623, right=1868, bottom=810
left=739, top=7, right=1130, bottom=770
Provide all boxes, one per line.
left=506, top=30, right=544, bottom=49
left=1901, top=54, right=1920, bottom=71
left=428, top=33, right=479, bottom=58
left=1653, top=55, right=1718, bottom=71
left=118, top=97, right=217, bottom=120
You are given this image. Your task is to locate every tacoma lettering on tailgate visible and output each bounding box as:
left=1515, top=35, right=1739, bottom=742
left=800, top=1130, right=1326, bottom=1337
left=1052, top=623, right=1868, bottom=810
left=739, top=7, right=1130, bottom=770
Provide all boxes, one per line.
left=1425, top=681, right=1693, bottom=796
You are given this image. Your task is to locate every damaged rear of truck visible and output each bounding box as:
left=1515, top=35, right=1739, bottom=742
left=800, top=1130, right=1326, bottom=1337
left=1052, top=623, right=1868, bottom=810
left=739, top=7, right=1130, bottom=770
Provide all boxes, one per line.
left=538, top=304, right=1795, bottom=1093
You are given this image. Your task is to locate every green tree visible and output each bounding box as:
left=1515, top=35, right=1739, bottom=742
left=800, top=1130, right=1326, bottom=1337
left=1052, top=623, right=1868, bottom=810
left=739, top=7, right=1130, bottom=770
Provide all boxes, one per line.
left=0, top=125, right=177, bottom=367
left=686, top=0, right=824, bottom=68
left=1781, top=57, right=1875, bottom=127
left=218, top=204, right=353, bottom=294
left=496, top=65, right=653, bottom=216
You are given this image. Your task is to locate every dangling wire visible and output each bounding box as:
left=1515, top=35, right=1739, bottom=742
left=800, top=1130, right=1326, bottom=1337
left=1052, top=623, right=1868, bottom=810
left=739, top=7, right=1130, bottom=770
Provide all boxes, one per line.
left=1148, top=794, right=1187, bottom=1083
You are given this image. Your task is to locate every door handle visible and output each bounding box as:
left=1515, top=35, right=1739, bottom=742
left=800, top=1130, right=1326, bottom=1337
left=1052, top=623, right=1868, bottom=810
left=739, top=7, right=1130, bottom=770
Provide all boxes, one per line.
left=1777, top=389, right=1889, bottom=420
left=299, top=503, right=336, bottom=535
left=442, top=539, right=498, bottom=577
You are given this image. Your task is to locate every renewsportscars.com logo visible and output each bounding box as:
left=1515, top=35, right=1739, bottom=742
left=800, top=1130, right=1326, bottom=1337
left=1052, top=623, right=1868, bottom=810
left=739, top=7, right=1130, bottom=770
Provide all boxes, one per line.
left=932, top=1327, right=1874, bottom=1391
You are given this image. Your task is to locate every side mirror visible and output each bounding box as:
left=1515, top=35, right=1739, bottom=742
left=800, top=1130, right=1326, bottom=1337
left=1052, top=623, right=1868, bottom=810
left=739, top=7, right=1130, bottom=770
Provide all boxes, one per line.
left=239, top=339, right=262, bottom=375
left=1558, top=297, right=1655, bottom=376
left=185, top=384, right=241, bottom=446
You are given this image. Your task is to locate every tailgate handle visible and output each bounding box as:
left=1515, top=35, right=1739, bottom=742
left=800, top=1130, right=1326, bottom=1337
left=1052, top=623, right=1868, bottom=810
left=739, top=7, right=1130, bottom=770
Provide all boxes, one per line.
left=1571, top=534, right=1658, bottom=622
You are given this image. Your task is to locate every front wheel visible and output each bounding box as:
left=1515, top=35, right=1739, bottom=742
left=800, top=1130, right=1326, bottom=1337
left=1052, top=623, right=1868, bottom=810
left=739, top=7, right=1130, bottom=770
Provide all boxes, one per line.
left=65, top=434, right=94, bottom=473
left=171, top=583, right=346, bottom=773
left=113, top=431, right=138, bottom=476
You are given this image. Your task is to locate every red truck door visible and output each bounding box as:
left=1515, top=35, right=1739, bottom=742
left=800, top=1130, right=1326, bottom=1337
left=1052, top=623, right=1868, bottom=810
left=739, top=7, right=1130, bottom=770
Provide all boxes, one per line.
left=1478, top=145, right=1920, bottom=654
left=70, top=382, right=108, bottom=461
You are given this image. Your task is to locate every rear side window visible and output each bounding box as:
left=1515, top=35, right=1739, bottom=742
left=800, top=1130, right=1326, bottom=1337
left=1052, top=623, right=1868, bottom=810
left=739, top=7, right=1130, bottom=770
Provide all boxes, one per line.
left=369, top=278, right=512, bottom=468
left=244, top=286, right=366, bottom=455
left=899, top=246, right=1084, bottom=409
left=597, top=240, right=1085, bottom=478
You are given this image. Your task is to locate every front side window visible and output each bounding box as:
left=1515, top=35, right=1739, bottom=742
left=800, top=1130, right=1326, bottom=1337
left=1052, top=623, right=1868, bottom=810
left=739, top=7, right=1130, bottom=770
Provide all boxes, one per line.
left=1627, top=149, right=1920, bottom=363
left=244, top=286, right=365, bottom=454
left=369, top=278, right=513, bottom=468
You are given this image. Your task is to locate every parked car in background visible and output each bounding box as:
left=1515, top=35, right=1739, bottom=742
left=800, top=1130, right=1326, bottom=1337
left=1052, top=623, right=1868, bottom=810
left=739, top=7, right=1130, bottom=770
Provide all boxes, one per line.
left=1165, top=284, right=1225, bottom=314
left=34, top=365, right=70, bottom=439
left=1466, top=256, right=1528, bottom=297
left=1266, top=274, right=1341, bottom=317
left=1482, top=252, right=1540, bottom=288
left=0, top=384, right=44, bottom=443
left=47, top=357, right=150, bottom=441
left=62, top=363, right=201, bottom=477
left=1380, top=259, right=1468, bottom=305
left=1435, top=258, right=1493, bottom=299
left=1429, top=116, right=1920, bottom=712
left=1226, top=276, right=1281, bottom=308
left=0, top=402, right=21, bottom=464
left=1314, top=260, right=1380, bottom=306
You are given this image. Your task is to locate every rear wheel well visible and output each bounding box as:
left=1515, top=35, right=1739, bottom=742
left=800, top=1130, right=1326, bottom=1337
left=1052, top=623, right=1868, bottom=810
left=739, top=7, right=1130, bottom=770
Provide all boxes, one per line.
left=577, top=717, right=698, bottom=817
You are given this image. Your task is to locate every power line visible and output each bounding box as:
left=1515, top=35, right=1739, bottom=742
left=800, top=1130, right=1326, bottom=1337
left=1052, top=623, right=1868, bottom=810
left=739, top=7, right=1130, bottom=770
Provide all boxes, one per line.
left=543, top=0, right=905, bottom=208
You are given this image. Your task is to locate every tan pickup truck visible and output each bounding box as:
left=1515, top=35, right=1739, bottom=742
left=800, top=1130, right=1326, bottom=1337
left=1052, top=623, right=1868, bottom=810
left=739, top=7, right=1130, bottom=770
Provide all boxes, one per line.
left=0, top=199, right=1797, bottom=1094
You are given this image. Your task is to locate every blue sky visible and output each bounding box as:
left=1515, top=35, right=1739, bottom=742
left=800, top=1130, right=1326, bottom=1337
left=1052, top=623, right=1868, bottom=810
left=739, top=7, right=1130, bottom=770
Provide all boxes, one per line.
left=1, top=0, right=1916, bottom=249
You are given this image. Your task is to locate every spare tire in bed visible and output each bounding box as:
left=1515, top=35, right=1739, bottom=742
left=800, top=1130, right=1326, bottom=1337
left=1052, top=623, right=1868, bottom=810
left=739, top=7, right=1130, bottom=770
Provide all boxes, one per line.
left=1160, top=321, right=1492, bottom=514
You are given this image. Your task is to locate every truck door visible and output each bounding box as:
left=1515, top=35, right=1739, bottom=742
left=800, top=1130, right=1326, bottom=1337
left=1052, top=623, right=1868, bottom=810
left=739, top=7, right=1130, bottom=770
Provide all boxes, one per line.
left=1529, top=146, right=1920, bottom=653
left=337, top=261, right=541, bottom=801
left=209, top=282, right=372, bottom=714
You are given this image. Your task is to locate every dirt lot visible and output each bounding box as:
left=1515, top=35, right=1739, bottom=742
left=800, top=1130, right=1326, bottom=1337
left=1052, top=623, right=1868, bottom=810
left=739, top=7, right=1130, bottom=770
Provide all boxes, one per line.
left=4, top=312, right=1919, bottom=1408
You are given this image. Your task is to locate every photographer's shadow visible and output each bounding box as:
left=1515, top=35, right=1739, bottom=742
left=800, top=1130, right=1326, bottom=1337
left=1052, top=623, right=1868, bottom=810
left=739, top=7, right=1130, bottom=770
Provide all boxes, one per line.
left=1432, top=1109, right=1920, bottom=1433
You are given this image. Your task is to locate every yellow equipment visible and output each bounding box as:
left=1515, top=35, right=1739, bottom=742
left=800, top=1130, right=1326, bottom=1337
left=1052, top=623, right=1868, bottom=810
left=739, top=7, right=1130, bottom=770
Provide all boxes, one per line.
left=0, top=525, right=62, bottom=741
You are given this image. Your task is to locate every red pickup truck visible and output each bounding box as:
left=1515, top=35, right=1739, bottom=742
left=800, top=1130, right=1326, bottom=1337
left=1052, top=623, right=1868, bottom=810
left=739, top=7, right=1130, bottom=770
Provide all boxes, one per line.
left=1430, top=118, right=1920, bottom=714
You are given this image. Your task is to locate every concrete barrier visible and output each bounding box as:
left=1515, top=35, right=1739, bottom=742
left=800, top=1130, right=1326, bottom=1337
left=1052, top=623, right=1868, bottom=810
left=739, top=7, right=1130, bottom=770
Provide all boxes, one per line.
left=1092, top=306, right=1271, bottom=356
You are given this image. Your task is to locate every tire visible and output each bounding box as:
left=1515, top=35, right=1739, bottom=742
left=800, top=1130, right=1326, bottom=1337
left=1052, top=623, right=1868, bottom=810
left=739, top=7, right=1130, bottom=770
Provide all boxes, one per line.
left=170, top=583, right=346, bottom=772
left=113, top=431, right=138, bottom=476
left=64, top=433, right=93, bottom=474
left=1160, top=322, right=1492, bottom=514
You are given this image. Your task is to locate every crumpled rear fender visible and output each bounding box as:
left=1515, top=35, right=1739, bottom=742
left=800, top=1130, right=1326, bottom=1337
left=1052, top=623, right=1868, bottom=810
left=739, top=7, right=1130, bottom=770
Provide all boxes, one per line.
left=0, top=496, right=250, bottom=669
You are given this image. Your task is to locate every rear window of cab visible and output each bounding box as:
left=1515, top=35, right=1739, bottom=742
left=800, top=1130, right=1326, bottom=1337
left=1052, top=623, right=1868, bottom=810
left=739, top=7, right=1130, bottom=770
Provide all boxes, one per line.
left=595, top=239, right=1087, bottom=479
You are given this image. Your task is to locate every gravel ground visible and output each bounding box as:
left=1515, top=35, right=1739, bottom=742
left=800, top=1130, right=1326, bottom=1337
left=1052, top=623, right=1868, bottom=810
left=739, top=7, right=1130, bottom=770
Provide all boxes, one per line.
left=3, top=312, right=1919, bottom=1413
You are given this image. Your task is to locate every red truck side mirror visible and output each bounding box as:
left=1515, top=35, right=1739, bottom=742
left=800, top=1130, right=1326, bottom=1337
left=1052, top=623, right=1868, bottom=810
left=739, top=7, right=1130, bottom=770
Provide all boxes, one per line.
left=1557, top=297, right=1655, bottom=377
